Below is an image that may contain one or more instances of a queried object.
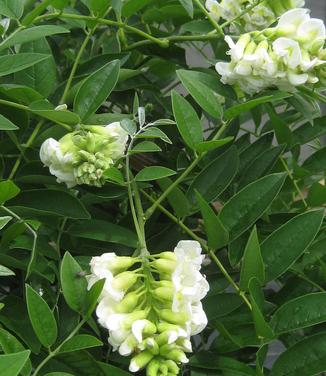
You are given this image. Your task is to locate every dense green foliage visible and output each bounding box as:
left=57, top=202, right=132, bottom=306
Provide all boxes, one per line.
left=0, top=0, right=326, bottom=375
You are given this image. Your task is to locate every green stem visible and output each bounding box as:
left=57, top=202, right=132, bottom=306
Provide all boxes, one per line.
left=60, top=31, right=93, bottom=104
left=0, top=99, right=72, bottom=130
left=9, top=120, right=44, bottom=179
left=32, top=318, right=87, bottom=376
left=1, top=206, right=37, bottom=279
left=0, top=25, right=25, bottom=49
left=280, top=157, right=308, bottom=208
left=144, top=121, right=230, bottom=220
left=193, top=0, right=224, bottom=36
left=141, top=190, right=252, bottom=310
left=35, top=13, right=169, bottom=48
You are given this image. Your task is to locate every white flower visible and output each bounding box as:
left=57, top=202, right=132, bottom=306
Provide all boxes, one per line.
left=174, top=240, right=205, bottom=268
left=273, top=37, right=302, bottom=69
left=39, top=138, right=76, bottom=188
left=276, top=8, right=310, bottom=37
left=189, top=302, right=208, bottom=336
left=104, top=122, right=128, bottom=160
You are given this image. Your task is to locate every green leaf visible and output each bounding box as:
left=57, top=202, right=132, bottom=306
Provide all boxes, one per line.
left=195, top=137, right=233, bottom=153
left=302, top=146, right=326, bottom=174
left=69, top=219, right=138, bottom=248
left=26, top=284, right=57, bottom=348
left=0, top=54, right=50, bottom=77
left=0, top=181, right=20, bottom=204
left=59, top=334, right=102, bottom=354
left=0, top=216, right=12, bottom=230
left=224, top=91, right=291, bottom=120
left=0, top=114, right=18, bottom=130
left=0, top=265, right=15, bottom=276
left=130, top=141, right=161, bottom=154
left=135, top=166, right=176, bottom=181
left=177, top=69, right=223, bottom=118
left=190, top=352, right=256, bottom=375
left=270, top=332, right=326, bottom=376
left=138, top=127, right=172, bottom=144
left=171, top=90, right=203, bottom=149
left=196, top=191, right=229, bottom=249
left=187, top=146, right=239, bottom=209
left=29, top=100, right=80, bottom=125
left=203, top=293, right=243, bottom=321
left=157, top=177, right=190, bottom=217
left=103, top=167, right=124, bottom=185
left=15, top=38, right=57, bottom=98
left=270, top=292, right=326, bottom=334
left=0, top=25, right=69, bottom=51
left=0, top=0, right=24, bottom=19
left=74, top=60, right=120, bottom=121
left=85, top=278, right=105, bottom=318
left=0, top=328, right=31, bottom=376
left=266, top=104, right=293, bottom=145
left=219, top=173, right=286, bottom=241
left=9, top=189, right=90, bottom=219
left=99, top=362, right=132, bottom=376
left=238, top=145, right=286, bottom=189
left=261, top=209, right=324, bottom=282
left=177, top=0, right=193, bottom=17
left=307, top=182, right=326, bottom=206
left=248, top=278, right=274, bottom=340
left=61, top=252, right=88, bottom=313
left=45, top=373, right=74, bottom=376
left=239, top=227, right=265, bottom=291
left=0, top=84, right=43, bottom=104
left=0, top=350, right=31, bottom=376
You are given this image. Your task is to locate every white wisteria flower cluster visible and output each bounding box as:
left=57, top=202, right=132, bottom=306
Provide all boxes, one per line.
left=206, top=0, right=305, bottom=32
left=40, top=122, right=128, bottom=187
left=87, top=241, right=209, bottom=375
left=215, top=8, right=326, bottom=95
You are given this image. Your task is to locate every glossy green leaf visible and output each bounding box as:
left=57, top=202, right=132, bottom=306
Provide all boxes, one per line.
left=130, top=141, right=161, bottom=154
left=239, top=227, right=265, bottom=291
left=177, top=0, right=193, bottom=17
left=239, top=144, right=285, bottom=189
left=69, top=219, right=138, bottom=247
left=99, top=362, right=132, bottom=376
left=302, top=146, right=326, bottom=174
left=0, top=0, right=23, bottom=19
left=219, top=173, right=286, bottom=241
left=307, top=182, right=326, bottom=206
left=0, top=350, right=31, bottom=376
left=0, top=265, right=14, bottom=276
left=0, top=114, right=18, bottom=130
left=135, top=166, right=176, bottom=181
left=29, top=100, right=80, bottom=125
left=177, top=69, right=223, bottom=118
left=224, top=91, right=291, bottom=120
left=271, top=292, right=326, bottom=334
left=26, top=284, right=57, bottom=348
left=187, top=146, right=239, bottom=208
left=45, top=373, right=74, bottom=376
left=261, top=210, right=324, bottom=282
left=61, top=252, right=88, bottom=313
left=59, top=334, right=102, bottom=354
left=15, top=38, right=57, bottom=98
left=9, top=189, right=90, bottom=219
left=103, top=167, right=124, bottom=185
left=195, top=137, right=233, bottom=153
left=74, top=60, right=120, bottom=121
left=85, top=278, right=105, bottom=319
left=139, top=127, right=172, bottom=144
left=249, top=278, right=274, bottom=340
left=0, top=328, right=31, bottom=376
left=270, top=332, right=326, bottom=376
left=203, top=293, right=243, bottom=321
left=0, top=25, right=69, bottom=51
left=190, top=352, right=256, bottom=375
left=0, top=181, right=20, bottom=204
left=0, top=54, right=49, bottom=77
left=171, top=90, right=203, bottom=149
left=196, top=191, right=229, bottom=249
left=157, top=177, right=190, bottom=217
left=0, top=216, right=11, bottom=230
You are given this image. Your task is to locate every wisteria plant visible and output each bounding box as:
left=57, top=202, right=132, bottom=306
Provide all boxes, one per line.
left=0, top=0, right=326, bottom=375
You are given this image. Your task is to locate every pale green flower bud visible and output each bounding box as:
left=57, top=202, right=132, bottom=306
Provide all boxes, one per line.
left=154, top=287, right=174, bottom=301
left=165, top=360, right=180, bottom=374
left=115, top=291, right=140, bottom=313
left=146, top=359, right=160, bottom=376
left=129, top=351, right=154, bottom=372
left=123, top=310, right=148, bottom=329
left=159, top=309, right=189, bottom=325
left=155, top=252, right=177, bottom=261
left=164, top=348, right=189, bottom=364
left=111, top=271, right=139, bottom=291
left=151, top=259, right=176, bottom=274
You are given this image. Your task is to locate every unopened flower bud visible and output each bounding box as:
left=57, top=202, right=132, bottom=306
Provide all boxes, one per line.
left=155, top=252, right=177, bottom=261
left=165, top=348, right=189, bottom=364
left=165, top=360, right=180, bottom=374
left=115, top=291, right=140, bottom=313
left=111, top=271, right=139, bottom=291
left=159, top=309, right=189, bottom=325
left=129, top=351, right=154, bottom=372
left=132, top=319, right=157, bottom=343
left=154, top=287, right=174, bottom=301
left=151, top=259, right=176, bottom=274
left=146, top=359, right=160, bottom=376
